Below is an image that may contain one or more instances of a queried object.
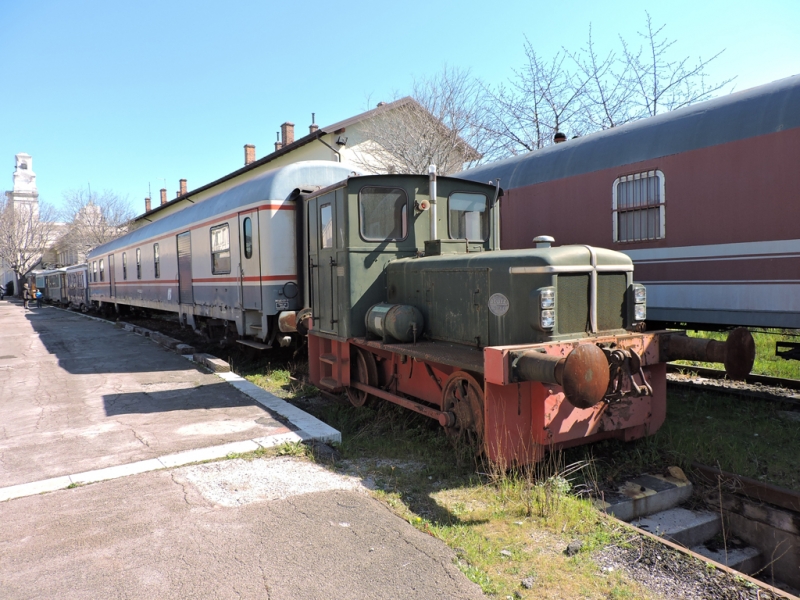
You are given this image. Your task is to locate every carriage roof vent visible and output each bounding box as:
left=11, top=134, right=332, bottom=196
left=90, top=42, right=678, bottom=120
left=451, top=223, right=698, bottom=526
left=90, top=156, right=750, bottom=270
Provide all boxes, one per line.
left=533, top=235, right=555, bottom=248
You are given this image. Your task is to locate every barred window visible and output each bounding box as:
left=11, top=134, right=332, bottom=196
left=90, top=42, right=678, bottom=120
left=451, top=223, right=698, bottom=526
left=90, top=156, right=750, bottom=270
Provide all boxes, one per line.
left=99, top=259, right=105, bottom=282
left=92, top=261, right=97, bottom=282
left=211, top=224, right=231, bottom=274
left=612, top=170, right=665, bottom=242
left=153, top=243, right=160, bottom=278
left=122, top=252, right=127, bottom=280
left=136, top=248, right=141, bottom=280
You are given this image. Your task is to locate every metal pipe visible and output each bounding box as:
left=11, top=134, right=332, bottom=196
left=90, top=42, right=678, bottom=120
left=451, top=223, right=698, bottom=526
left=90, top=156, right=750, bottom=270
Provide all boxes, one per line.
left=316, top=137, right=342, bottom=162
left=491, top=179, right=501, bottom=251
left=351, top=380, right=455, bottom=427
left=428, top=164, right=437, bottom=240
left=512, top=344, right=610, bottom=409
left=660, top=327, right=755, bottom=380
left=583, top=245, right=597, bottom=333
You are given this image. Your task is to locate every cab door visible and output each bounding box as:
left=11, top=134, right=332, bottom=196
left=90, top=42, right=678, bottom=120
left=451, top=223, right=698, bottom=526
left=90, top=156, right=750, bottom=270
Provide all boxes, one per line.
left=238, top=211, right=262, bottom=310
left=309, top=193, right=338, bottom=334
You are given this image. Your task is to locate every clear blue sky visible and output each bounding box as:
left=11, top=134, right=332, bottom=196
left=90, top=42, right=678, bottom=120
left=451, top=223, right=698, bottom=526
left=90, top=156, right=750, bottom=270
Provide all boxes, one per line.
left=1, top=0, right=798, bottom=216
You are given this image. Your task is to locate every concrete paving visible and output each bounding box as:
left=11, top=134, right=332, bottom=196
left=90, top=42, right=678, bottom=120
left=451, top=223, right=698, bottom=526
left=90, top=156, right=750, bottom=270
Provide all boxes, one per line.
left=0, top=299, right=483, bottom=599
left=0, top=301, right=295, bottom=487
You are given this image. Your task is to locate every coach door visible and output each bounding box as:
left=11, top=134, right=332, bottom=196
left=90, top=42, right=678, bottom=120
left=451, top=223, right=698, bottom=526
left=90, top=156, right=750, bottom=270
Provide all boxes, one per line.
left=108, top=254, right=116, bottom=298
left=177, top=232, right=193, bottom=304
left=238, top=211, right=262, bottom=310
left=308, top=192, right=338, bottom=334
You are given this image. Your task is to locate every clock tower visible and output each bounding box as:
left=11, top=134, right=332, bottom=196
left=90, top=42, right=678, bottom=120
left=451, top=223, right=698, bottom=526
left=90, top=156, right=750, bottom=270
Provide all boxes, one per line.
left=6, top=153, right=39, bottom=212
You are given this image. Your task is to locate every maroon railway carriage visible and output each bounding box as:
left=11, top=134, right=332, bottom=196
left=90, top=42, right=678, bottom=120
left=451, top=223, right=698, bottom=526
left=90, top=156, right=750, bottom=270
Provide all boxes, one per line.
left=458, top=74, right=800, bottom=333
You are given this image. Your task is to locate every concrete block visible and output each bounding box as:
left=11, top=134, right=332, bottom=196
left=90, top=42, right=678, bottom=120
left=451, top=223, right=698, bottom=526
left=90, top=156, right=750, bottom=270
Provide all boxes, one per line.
left=133, top=327, right=151, bottom=337
left=193, top=352, right=211, bottom=364
left=175, top=343, right=195, bottom=355
left=150, top=332, right=179, bottom=350
left=632, top=507, right=720, bottom=548
left=596, top=473, right=693, bottom=521
left=204, top=356, right=231, bottom=373
left=691, top=544, right=762, bottom=574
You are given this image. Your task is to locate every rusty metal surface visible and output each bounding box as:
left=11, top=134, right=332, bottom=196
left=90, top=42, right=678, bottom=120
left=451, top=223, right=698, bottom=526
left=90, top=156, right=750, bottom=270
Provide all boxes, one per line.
left=692, top=463, right=800, bottom=514
left=660, top=328, right=755, bottom=380
left=561, top=344, right=612, bottom=409
left=357, top=338, right=484, bottom=374
left=350, top=381, right=450, bottom=425
left=278, top=310, right=297, bottom=333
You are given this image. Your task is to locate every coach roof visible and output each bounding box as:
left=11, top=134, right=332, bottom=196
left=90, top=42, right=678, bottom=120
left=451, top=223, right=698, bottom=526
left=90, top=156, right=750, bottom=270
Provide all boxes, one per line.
left=89, top=161, right=358, bottom=257
left=457, top=74, right=800, bottom=189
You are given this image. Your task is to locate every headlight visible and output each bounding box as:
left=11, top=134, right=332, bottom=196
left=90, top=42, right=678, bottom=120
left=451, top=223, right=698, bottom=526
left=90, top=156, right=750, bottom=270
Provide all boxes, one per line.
left=541, top=309, right=555, bottom=329
left=634, top=304, right=647, bottom=321
left=633, top=284, right=646, bottom=304
left=540, top=287, right=555, bottom=309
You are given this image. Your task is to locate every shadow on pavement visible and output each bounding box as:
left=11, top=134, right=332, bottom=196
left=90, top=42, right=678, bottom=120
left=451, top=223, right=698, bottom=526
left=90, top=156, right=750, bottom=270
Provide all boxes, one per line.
left=23, top=306, right=194, bottom=374
left=103, top=381, right=260, bottom=416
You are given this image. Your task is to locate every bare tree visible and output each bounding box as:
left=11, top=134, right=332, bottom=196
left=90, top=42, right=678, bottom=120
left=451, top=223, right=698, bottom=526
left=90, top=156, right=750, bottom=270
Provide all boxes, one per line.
left=0, top=196, right=59, bottom=295
left=620, top=12, right=735, bottom=117
left=483, top=14, right=734, bottom=156
left=351, top=66, right=496, bottom=175
left=57, top=188, right=134, bottom=263
left=484, top=40, right=589, bottom=155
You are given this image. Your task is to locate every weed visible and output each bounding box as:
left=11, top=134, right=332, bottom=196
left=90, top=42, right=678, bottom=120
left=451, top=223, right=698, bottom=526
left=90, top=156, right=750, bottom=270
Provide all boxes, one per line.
left=275, top=441, right=307, bottom=457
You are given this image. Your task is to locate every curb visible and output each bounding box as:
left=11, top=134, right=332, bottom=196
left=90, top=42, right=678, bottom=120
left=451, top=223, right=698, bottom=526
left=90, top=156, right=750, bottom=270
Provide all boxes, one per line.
left=0, top=430, right=311, bottom=503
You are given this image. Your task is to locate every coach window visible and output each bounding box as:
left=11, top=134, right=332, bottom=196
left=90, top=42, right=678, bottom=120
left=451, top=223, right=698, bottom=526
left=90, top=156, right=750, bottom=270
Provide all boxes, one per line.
left=358, top=187, right=408, bottom=242
left=211, top=224, right=231, bottom=274
left=613, top=170, right=665, bottom=242
left=243, top=217, right=253, bottom=259
left=153, top=243, right=160, bottom=278
left=320, top=203, right=333, bottom=249
left=122, top=252, right=127, bottom=280
left=99, top=259, right=105, bottom=282
left=448, top=192, right=488, bottom=241
left=136, top=248, right=142, bottom=280
left=92, top=261, right=97, bottom=282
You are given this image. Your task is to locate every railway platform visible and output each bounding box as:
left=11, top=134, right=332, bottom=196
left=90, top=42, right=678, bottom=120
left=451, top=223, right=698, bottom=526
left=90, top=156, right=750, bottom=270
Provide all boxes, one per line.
left=0, top=300, right=483, bottom=599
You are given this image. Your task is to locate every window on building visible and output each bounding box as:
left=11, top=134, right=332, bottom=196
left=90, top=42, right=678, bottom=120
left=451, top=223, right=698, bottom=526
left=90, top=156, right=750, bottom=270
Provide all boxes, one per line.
left=211, top=224, right=231, bottom=274
left=358, top=186, right=408, bottom=242
left=613, top=170, right=665, bottom=242
left=153, top=243, right=160, bottom=278
left=99, top=259, right=105, bottom=282
left=136, top=248, right=141, bottom=280
left=122, top=252, right=127, bottom=280
left=320, top=203, right=333, bottom=249
left=92, top=261, right=97, bottom=282
left=448, top=192, right=488, bottom=241
left=243, top=217, right=253, bottom=259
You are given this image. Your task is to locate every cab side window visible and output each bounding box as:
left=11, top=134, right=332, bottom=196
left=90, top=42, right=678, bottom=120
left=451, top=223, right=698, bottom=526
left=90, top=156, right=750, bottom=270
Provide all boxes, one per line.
left=358, top=187, right=408, bottom=242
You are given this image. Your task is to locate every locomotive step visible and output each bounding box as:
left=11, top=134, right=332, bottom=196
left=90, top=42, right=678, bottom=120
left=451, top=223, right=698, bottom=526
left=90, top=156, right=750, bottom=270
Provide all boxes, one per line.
left=236, top=339, right=272, bottom=350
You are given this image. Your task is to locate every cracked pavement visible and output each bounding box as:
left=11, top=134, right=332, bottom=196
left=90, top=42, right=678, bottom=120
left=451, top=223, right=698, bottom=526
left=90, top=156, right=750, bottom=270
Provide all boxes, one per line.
left=0, top=301, right=484, bottom=599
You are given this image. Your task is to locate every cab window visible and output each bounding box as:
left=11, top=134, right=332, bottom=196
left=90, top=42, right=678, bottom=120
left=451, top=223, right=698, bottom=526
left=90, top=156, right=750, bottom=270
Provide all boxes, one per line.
left=448, top=192, right=488, bottom=241
left=359, top=186, right=408, bottom=242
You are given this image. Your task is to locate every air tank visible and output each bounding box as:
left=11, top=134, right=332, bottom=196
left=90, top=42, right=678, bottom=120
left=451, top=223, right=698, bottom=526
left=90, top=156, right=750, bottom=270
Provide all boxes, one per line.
left=365, top=303, right=424, bottom=343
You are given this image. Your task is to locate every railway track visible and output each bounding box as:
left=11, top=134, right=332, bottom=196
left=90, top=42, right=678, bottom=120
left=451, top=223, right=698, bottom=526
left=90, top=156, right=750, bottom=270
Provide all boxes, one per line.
left=667, top=364, right=800, bottom=407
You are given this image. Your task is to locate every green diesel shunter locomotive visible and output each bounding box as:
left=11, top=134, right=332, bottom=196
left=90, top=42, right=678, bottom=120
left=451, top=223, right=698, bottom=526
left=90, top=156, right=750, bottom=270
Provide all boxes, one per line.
left=294, top=168, right=754, bottom=464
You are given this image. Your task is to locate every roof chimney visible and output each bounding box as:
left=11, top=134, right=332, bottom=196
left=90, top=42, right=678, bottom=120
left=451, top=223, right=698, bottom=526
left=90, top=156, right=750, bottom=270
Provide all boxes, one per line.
left=281, top=122, right=295, bottom=146
left=179, top=179, right=187, bottom=195
left=145, top=197, right=151, bottom=212
left=274, top=132, right=282, bottom=152
left=244, top=144, right=255, bottom=165
left=160, top=188, right=167, bottom=205
left=309, top=113, right=318, bottom=133
left=554, top=131, right=567, bottom=144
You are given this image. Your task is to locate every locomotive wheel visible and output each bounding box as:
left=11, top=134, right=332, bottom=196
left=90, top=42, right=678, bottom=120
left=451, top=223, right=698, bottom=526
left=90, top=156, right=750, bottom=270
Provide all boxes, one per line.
left=441, top=371, right=485, bottom=455
left=347, top=348, right=379, bottom=408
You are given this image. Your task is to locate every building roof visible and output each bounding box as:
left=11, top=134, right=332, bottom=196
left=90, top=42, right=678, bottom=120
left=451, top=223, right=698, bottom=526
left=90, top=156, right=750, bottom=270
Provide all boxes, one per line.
left=135, top=98, right=418, bottom=223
